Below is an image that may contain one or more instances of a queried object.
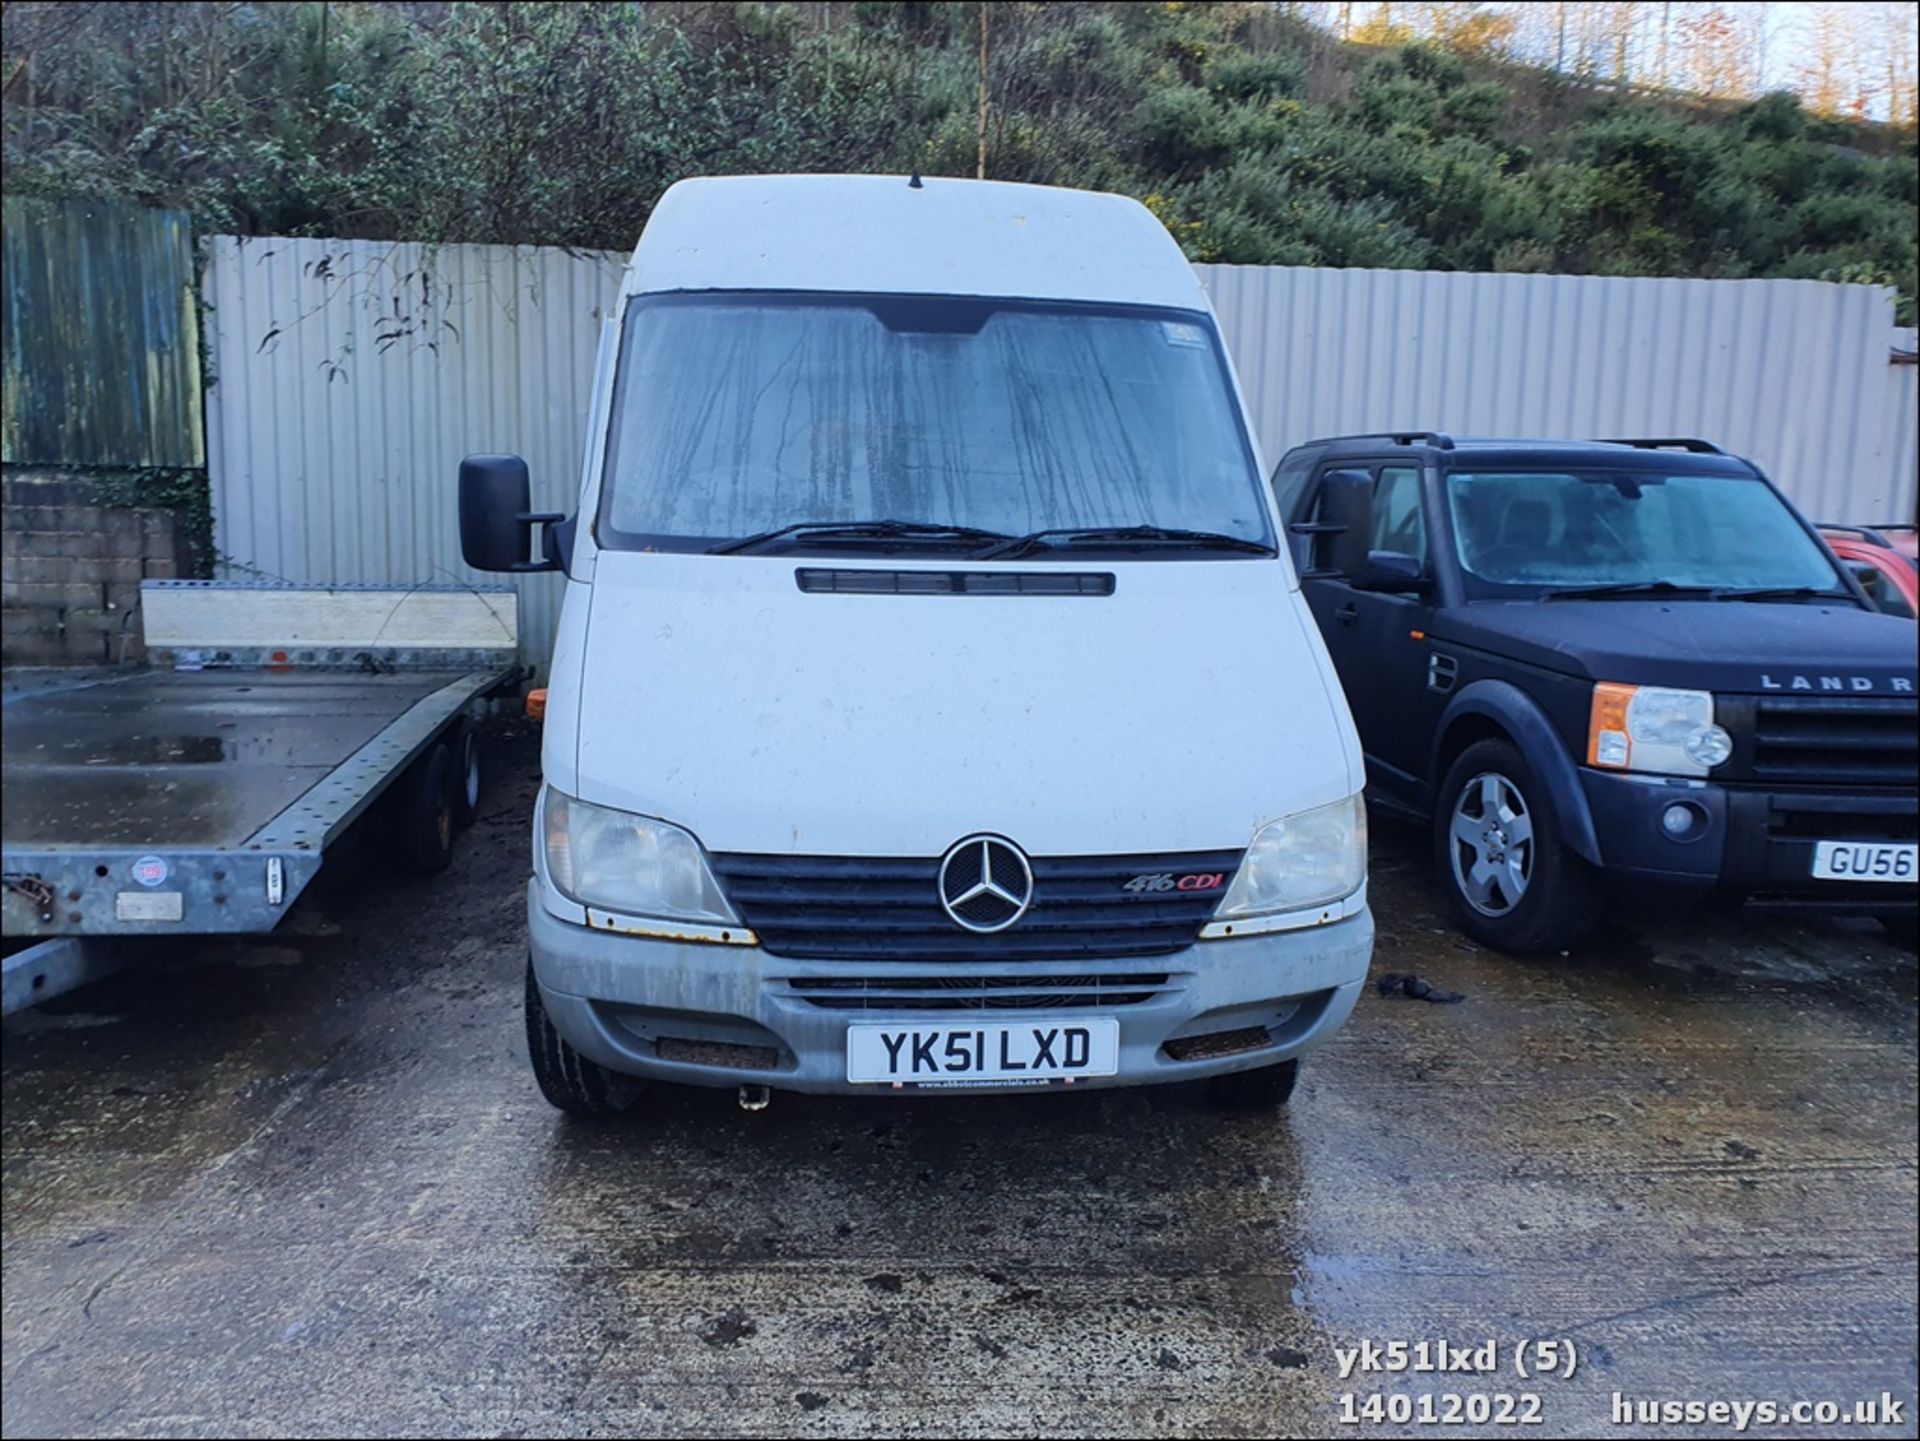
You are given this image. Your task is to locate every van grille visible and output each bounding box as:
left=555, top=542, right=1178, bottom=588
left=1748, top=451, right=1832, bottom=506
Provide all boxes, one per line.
left=784, top=974, right=1170, bottom=1011
left=710, top=849, right=1240, bottom=962
left=1744, top=696, right=1918, bottom=786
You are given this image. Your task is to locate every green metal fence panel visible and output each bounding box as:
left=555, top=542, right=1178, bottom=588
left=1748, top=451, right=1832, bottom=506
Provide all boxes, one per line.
left=2, top=198, right=204, bottom=469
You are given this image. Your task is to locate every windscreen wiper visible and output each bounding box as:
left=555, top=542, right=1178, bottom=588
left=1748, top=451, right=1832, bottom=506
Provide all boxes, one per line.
left=975, top=525, right=1276, bottom=560
left=708, top=519, right=1016, bottom=556
left=1540, top=580, right=1721, bottom=601
left=1710, top=585, right=1854, bottom=603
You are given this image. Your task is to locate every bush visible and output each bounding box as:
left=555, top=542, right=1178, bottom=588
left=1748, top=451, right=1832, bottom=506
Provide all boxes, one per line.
left=1132, top=84, right=1233, bottom=174
left=1208, top=48, right=1307, bottom=103
left=1741, top=91, right=1807, bottom=143
left=2, top=1, right=1911, bottom=318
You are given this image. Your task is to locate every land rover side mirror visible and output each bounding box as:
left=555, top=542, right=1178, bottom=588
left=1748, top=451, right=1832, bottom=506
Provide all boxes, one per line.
left=459, top=454, right=566, bottom=573
left=1355, top=550, right=1429, bottom=593
left=1314, top=469, right=1374, bottom=579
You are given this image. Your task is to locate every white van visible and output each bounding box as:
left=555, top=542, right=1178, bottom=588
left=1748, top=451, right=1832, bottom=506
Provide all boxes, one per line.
left=459, top=175, right=1372, bottom=1114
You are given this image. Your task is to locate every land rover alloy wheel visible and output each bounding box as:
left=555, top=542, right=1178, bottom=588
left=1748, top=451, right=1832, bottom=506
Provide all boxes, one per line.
left=1449, top=770, right=1533, bottom=917
left=1434, top=738, right=1600, bottom=954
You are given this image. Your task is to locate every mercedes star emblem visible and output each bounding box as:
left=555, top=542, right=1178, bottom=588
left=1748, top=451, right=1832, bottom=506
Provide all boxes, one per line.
left=937, top=834, right=1035, bottom=933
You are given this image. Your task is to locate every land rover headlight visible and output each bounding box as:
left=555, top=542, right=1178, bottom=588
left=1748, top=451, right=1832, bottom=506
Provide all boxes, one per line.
left=542, top=788, right=738, bottom=923
left=1587, top=683, right=1732, bottom=778
left=1213, top=794, right=1367, bottom=920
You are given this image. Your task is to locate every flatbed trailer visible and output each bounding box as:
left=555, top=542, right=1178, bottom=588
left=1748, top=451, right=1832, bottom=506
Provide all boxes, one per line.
left=2, top=581, right=520, bottom=1014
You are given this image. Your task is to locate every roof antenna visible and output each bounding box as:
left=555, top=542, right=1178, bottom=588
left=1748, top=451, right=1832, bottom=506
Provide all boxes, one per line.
left=908, top=171, right=923, bottom=189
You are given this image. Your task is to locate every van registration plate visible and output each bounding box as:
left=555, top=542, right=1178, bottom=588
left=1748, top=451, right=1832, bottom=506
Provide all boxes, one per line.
left=846, top=1018, right=1120, bottom=1085
left=1810, top=841, right=1917, bottom=883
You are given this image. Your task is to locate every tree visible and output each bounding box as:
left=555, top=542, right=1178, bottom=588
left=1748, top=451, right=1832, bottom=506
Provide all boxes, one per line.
left=1560, top=1, right=1643, bottom=84
left=1800, top=4, right=1868, bottom=117
left=1874, top=1, right=1917, bottom=126
left=1351, top=3, right=1413, bottom=47
left=1416, top=3, right=1518, bottom=59
left=1676, top=4, right=1758, bottom=99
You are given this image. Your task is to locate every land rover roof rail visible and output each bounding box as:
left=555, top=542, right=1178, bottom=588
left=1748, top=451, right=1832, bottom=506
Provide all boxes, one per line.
left=1595, top=437, right=1725, bottom=454
left=1306, top=431, right=1456, bottom=451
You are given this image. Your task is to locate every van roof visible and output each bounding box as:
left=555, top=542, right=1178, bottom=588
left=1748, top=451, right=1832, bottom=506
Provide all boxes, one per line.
left=624, top=174, right=1208, bottom=311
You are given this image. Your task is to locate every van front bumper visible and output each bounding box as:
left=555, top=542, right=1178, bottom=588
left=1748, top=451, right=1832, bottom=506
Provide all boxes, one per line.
left=527, top=883, right=1372, bottom=1095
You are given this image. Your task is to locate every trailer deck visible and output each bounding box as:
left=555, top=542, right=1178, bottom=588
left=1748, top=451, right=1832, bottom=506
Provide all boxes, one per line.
left=2, top=582, right=519, bottom=1012
left=5, top=668, right=483, bottom=850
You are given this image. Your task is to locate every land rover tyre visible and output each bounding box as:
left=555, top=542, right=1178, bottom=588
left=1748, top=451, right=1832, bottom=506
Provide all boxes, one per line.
left=449, top=720, right=483, bottom=829
left=525, top=962, right=644, bottom=1117
left=1206, top=1058, right=1299, bottom=1110
left=1435, top=737, right=1601, bottom=954
left=398, top=740, right=457, bottom=874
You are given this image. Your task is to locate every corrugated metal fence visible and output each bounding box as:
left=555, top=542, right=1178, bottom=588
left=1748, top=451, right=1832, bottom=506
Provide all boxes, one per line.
left=203, top=241, right=1918, bottom=671
left=202, top=235, right=625, bottom=664
left=4, top=198, right=203, bottom=468
left=1198, top=265, right=1917, bottom=526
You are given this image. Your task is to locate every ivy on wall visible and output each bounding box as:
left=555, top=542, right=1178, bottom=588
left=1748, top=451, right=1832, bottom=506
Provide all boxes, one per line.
left=84, top=466, right=213, bottom=578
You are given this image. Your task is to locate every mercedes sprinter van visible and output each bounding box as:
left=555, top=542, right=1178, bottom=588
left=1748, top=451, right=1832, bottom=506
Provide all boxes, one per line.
left=459, top=175, right=1373, bottom=1114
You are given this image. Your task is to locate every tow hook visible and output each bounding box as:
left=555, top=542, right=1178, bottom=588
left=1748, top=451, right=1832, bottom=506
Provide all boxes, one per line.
left=738, top=1084, right=771, bottom=1112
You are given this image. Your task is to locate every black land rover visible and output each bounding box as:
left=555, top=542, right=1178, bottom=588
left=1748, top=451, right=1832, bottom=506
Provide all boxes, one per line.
left=1274, top=434, right=1918, bottom=953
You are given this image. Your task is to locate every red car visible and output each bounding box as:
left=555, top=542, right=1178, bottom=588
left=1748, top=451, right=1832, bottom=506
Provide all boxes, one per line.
left=1821, top=525, right=1918, bottom=619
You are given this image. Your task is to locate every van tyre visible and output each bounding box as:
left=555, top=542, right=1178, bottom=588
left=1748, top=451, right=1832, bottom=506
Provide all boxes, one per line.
left=398, top=740, right=457, bottom=874
left=450, top=721, right=483, bottom=829
left=1435, top=738, right=1600, bottom=954
left=525, top=962, right=644, bottom=1117
left=1207, top=1058, right=1299, bottom=1110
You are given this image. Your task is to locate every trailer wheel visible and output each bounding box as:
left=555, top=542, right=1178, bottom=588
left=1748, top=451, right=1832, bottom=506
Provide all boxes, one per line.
left=525, top=961, right=644, bottom=1117
left=450, top=721, right=483, bottom=829
left=399, top=740, right=457, bottom=874
left=1206, top=1059, right=1299, bottom=1111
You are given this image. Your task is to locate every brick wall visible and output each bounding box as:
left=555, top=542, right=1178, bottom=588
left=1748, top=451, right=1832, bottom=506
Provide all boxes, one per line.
left=1, top=468, right=186, bottom=667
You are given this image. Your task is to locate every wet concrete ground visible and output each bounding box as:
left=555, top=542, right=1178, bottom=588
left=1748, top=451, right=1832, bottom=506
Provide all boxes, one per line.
left=4, top=723, right=1915, bottom=1438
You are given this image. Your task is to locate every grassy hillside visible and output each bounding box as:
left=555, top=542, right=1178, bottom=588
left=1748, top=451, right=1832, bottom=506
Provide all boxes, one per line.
left=3, top=2, right=1914, bottom=318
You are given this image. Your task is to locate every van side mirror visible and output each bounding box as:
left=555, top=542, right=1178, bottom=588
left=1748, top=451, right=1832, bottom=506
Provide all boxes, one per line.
left=1314, top=469, right=1374, bottom=579
left=459, top=454, right=565, bottom=573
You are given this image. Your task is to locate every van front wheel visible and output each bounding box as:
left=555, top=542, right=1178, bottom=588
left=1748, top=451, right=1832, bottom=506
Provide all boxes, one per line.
left=1206, top=1058, right=1299, bottom=1110
left=525, top=962, right=644, bottom=1118
left=1434, top=738, right=1599, bottom=954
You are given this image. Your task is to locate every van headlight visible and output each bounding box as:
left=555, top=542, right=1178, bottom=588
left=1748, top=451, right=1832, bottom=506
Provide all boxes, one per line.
left=542, top=788, right=738, bottom=923
left=1587, top=683, right=1732, bottom=778
left=1214, top=794, right=1367, bottom=919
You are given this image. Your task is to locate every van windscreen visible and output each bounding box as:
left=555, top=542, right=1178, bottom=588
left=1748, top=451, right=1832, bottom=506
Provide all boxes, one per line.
left=596, top=293, right=1272, bottom=555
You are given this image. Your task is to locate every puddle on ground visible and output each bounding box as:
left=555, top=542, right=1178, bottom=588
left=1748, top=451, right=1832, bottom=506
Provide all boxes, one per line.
left=69, top=735, right=232, bottom=765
